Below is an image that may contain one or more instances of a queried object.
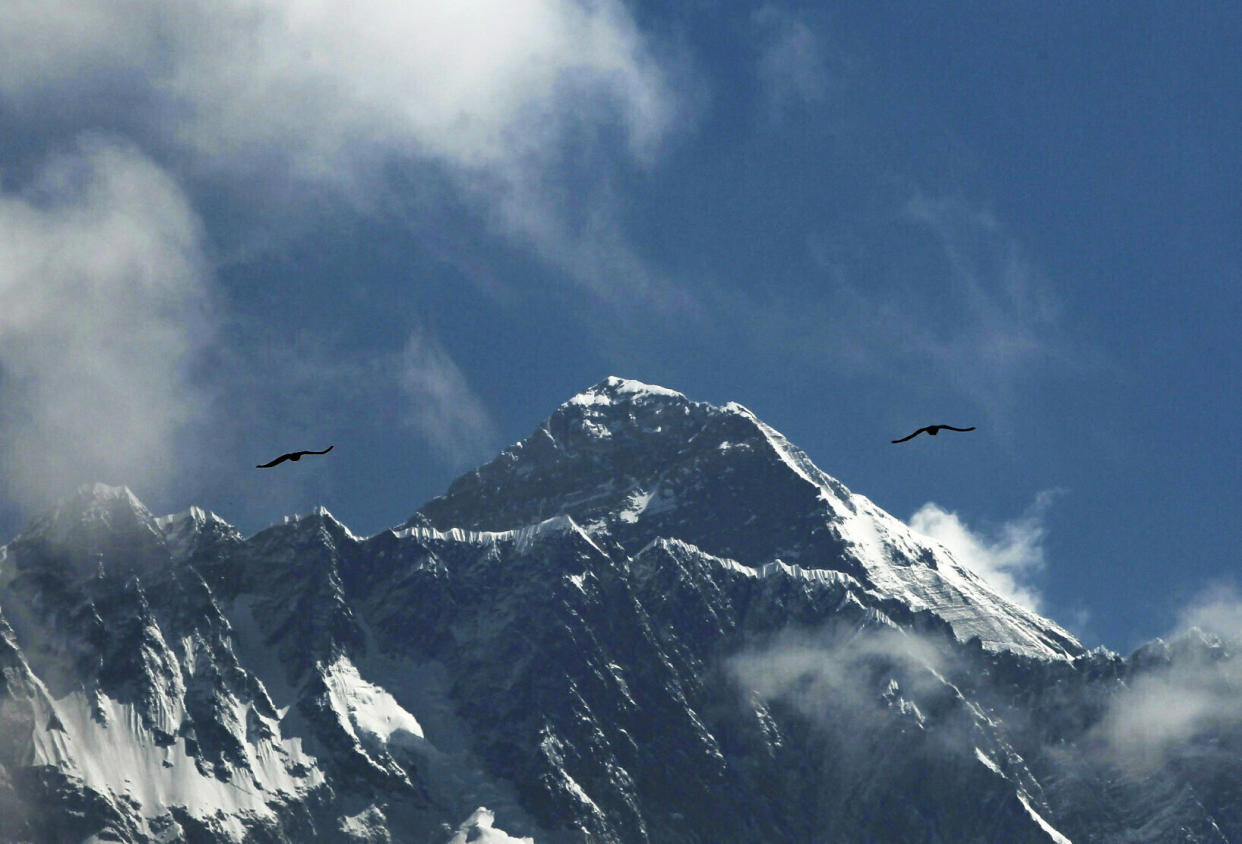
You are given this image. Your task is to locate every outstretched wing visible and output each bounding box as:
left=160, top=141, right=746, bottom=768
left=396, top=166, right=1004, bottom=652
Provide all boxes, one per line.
left=891, top=427, right=928, bottom=444
left=256, top=453, right=293, bottom=468
left=939, top=425, right=976, bottom=433
left=258, top=444, right=333, bottom=467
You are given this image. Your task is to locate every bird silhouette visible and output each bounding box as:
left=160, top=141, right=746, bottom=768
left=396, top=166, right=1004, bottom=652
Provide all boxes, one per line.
left=255, top=445, right=334, bottom=468
left=891, top=425, right=975, bottom=444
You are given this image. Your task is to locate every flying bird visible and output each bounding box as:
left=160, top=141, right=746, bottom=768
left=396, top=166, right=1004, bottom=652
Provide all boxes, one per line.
left=891, top=425, right=975, bottom=444
left=255, top=445, right=334, bottom=468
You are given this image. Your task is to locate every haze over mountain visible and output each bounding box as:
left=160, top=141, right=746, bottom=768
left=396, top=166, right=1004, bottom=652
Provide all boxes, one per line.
left=2, top=380, right=1239, bottom=842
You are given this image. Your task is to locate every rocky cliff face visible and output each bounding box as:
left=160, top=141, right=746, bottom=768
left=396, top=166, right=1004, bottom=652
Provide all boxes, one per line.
left=0, top=379, right=1238, bottom=842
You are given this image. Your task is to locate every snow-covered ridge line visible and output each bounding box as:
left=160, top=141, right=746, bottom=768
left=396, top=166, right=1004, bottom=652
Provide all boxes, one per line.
left=639, top=536, right=864, bottom=591
left=154, top=505, right=230, bottom=530
left=392, top=512, right=605, bottom=556
left=260, top=506, right=363, bottom=542
left=750, top=558, right=861, bottom=589
left=738, top=410, right=856, bottom=510
left=1016, top=792, right=1074, bottom=844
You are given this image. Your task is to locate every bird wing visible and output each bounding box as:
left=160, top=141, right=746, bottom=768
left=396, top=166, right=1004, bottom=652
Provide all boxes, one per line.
left=939, top=426, right=976, bottom=432
left=256, top=453, right=293, bottom=468
left=891, top=428, right=927, bottom=443
left=304, top=445, right=334, bottom=455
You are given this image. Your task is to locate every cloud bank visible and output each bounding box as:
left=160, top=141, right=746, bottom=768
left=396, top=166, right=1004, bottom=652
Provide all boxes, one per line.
left=0, top=0, right=680, bottom=303
left=0, top=0, right=673, bottom=167
left=0, top=137, right=213, bottom=512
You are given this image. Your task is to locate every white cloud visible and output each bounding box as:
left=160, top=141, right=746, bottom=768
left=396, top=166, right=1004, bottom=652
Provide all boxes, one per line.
left=156, top=0, right=675, bottom=198
left=729, top=625, right=948, bottom=722
left=727, top=622, right=965, bottom=792
left=1095, top=668, right=1235, bottom=773
left=909, top=491, right=1060, bottom=613
left=1, top=0, right=673, bottom=166
left=1176, top=584, right=1242, bottom=640
left=177, top=323, right=498, bottom=524
left=0, top=0, right=681, bottom=304
left=398, top=330, right=498, bottom=465
left=1086, top=585, right=1242, bottom=773
left=0, top=137, right=213, bottom=510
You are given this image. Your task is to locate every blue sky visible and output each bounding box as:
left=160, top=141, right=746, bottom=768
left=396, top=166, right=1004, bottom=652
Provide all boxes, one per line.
left=0, top=2, right=1238, bottom=652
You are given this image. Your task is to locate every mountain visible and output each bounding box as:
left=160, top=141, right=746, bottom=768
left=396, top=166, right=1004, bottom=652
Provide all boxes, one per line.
left=1, top=378, right=1239, bottom=842
left=411, top=376, right=1079, bottom=660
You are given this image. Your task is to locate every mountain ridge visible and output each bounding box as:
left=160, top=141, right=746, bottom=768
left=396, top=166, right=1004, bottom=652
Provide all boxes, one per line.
left=413, top=376, right=1079, bottom=660
left=1, top=378, right=1239, bottom=842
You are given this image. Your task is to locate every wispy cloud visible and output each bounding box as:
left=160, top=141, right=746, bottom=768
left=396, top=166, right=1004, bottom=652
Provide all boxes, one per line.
left=729, top=625, right=949, bottom=723
left=398, top=330, right=498, bottom=465
left=909, top=491, right=1061, bottom=613
left=0, top=137, right=213, bottom=511
left=768, top=190, right=1094, bottom=432
left=752, top=5, right=836, bottom=115
left=180, top=323, right=499, bottom=526
left=915, top=195, right=1103, bottom=429
left=726, top=623, right=1001, bottom=782
left=903, top=195, right=1064, bottom=383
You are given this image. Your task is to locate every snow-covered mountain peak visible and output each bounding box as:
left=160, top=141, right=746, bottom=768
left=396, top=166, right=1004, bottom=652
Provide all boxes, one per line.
left=413, top=379, right=1081, bottom=660
left=1129, top=627, right=1235, bottom=671
left=81, top=481, right=143, bottom=503
left=60, top=482, right=152, bottom=523
left=16, top=482, right=162, bottom=554
left=565, top=376, right=688, bottom=408
left=416, top=378, right=879, bottom=560
left=266, top=505, right=356, bottom=538
left=547, top=376, right=709, bottom=451
left=304, top=504, right=362, bottom=539
left=155, top=505, right=243, bottom=565
left=417, top=379, right=773, bottom=532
